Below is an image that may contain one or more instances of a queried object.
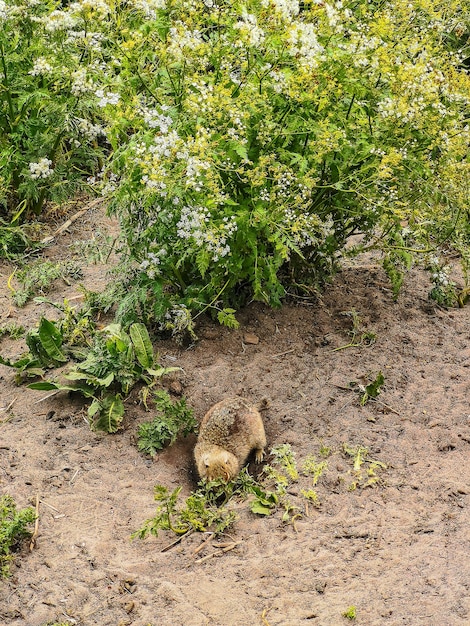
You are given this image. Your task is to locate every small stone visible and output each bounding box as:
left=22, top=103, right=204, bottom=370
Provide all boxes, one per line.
left=244, top=333, right=259, bottom=345
left=169, top=380, right=183, bottom=395
left=124, top=601, right=135, bottom=613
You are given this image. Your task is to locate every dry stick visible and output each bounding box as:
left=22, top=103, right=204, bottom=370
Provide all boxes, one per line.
left=261, top=607, right=273, bottom=626
left=161, top=530, right=193, bottom=553
left=192, top=532, right=214, bottom=556
left=0, top=397, right=17, bottom=413
left=30, top=494, right=40, bottom=551
left=195, top=541, right=240, bottom=564
left=270, top=348, right=295, bottom=359
left=39, top=500, right=59, bottom=513
left=40, top=197, right=105, bottom=245
left=33, top=390, right=61, bottom=405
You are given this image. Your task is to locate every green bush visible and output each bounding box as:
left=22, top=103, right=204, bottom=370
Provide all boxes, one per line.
left=0, top=0, right=108, bottom=219
left=2, top=0, right=468, bottom=317
left=100, top=0, right=469, bottom=321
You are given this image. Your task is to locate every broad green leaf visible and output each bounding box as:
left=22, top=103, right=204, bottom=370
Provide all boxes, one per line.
left=28, top=381, right=60, bottom=391
left=28, top=380, right=96, bottom=397
left=129, top=323, right=154, bottom=369
left=66, top=370, right=115, bottom=387
left=250, top=500, right=275, bottom=516
left=92, top=394, right=124, bottom=433
left=37, top=318, right=67, bottom=364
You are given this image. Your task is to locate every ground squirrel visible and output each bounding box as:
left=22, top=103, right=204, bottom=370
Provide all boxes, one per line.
left=194, top=397, right=267, bottom=481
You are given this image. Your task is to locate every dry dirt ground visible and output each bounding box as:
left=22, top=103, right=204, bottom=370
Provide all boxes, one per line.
left=0, top=205, right=469, bottom=626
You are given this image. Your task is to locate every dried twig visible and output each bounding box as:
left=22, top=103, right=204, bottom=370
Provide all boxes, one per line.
left=194, top=540, right=240, bottom=564
left=270, top=348, right=295, bottom=359
left=192, top=532, right=214, bottom=555
left=161, top=530, right=192, bottom=553
left=40, top=197, right=105, bottom=245
left=39, top=499, right=59, bottom=513
left=261, top=607, right=273, bottom=626
left=29, top=494, right=40, bottom=551
left=33, top=390, right=61, bottom=404
left=0, top=397, right=17, bottom=413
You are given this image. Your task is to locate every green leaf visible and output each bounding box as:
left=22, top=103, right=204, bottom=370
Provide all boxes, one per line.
left=28, top=380, right=96, bottom=397
left=129, top=323, right=154, bottom=369
left=27, top=381, right=60, bottom=391
left=92, top=394, right=125, bottom=433
left=36, top=318, right=67, bottom=364
left=250, top=500, right=275, bottom=516
left=217, top=308, right=239, bottom=329
left=361, top=371, right=385, bottom=405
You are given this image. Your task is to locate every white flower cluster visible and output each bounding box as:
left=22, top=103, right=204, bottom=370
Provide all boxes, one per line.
left=71, top=69, right=96, bottom=95
left=42, top=10, right=77, bottom=32
left=29, top=158, right=54, bottom=180
left=69, top=0, right=111, bottom=16
left=66, top=30, right=105, bottom=51
left=234, top=10, right=265, bottom=47
left=140, top=105, right=173, bottom=132
left=132, top=0, right=166, bottom=19
left=161, top=304, right=194, bottom=338
left=324, top=2, right=350, bottom=33
left=139, top=247, right=166, bottom=277
left=0, top=1, right=9, bottom=21
left=95, top=88, right=120, bottom=107
left=29, top=58, right=53, bottom=76
left=429, top=258, right=453, bottom=288
left=185, top=155, right=211, bottom=191
left=176, top=206, right=237, bottom=262
left=287, top=22, right=324, bottom=69
left=261, top=0, right=299, bottom=21
left=76, top=118, right=106, bottom=140
left=268, top=69, right=288, bottom=94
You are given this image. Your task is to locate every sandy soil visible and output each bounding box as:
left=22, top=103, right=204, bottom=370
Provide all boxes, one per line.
left=0, top=206, right=469, bottom=626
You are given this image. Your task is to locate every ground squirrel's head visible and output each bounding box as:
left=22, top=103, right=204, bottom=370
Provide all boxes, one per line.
left=197, top=449, right=239, bottom=482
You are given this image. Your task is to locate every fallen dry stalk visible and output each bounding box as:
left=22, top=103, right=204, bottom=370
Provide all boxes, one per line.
left=40, top=197, right=105, bottom=245
left=194, top=540, right=240, bottom=564
left=261, top=607, right=273, bottom=626
left=29, top=494, right=40, bottom=551
left=161, top=530, right=192, bottom=553
left=0, top=397, right=17, bottom=413
left=193, top=532, right=214, bottom=555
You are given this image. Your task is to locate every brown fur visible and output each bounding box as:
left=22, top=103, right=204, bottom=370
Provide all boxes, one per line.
left=194, top=397, right=267, bottom=481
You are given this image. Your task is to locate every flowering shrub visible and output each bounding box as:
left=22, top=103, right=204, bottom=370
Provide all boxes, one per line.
left=101, top=0, right=469, bottom=319
left=0, top=0, right=109, bottom=218
left=2, top=0, right=469, bottom=318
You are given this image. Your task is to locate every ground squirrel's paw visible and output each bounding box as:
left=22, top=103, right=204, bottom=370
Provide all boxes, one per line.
left=255, top=448, right=265, bottom=463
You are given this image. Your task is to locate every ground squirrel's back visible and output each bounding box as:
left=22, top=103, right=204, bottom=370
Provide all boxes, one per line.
left=194, top=397, right=266, bottom=481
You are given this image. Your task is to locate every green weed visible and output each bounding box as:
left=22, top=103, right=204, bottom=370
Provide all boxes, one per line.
left=0, top=495, right=36, bottom=578
left=342, top=444, right=387, bottom=490
left=332, top=309, right=376, bottom=352
left=137, top=390, right=197, bottom=456
left=0, top=322, right=25, bottom=341
left=343, top=606, right=357, bottom=620
left=12, top=260, right=83, bottom=307
left=27, top=322, right=179, bottom=432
